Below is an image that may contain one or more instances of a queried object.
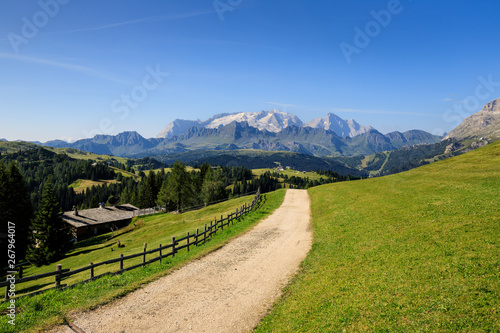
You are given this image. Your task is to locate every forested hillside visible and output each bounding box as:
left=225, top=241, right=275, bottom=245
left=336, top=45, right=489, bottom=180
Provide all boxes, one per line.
left=0, top=147, right=115, bottom=211
left=0, top=147, right=348, bottom=215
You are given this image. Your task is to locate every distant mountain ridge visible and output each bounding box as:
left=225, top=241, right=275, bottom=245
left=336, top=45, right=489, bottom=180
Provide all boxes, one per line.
left=157, top=110, right=371, bottom=139
left=42, top=122, right=442, bottom=158
left=304, top=113, right=373, bottom=137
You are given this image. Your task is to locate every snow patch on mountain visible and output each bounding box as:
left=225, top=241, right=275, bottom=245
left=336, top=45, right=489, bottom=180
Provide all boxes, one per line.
left=304, top=113, right=374, bottom=137
left=157, top=110, right=303, bottom=138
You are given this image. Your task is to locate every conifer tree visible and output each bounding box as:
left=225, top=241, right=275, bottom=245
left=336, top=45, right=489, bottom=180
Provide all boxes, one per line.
left=5, top=162, right=33, bottom=260
left=201, top=168, right=227, bottom=204
left=0, top=163, right=9, bottom=268
left=156, top=161, right=192, bottom=211
left=27, top=180, right=72, bottom=266
left=139, top=171, right=158, bottom=208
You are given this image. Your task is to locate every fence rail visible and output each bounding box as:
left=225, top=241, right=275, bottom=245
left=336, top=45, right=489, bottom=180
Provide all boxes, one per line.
left=3, top=189, right=260, bottom=302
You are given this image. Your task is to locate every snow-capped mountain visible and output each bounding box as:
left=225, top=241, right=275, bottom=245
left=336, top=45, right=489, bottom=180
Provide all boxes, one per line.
left=157, top=110, right=371, bottom=139
left=157, top=110, right=303, bottom=139
left=205, top=110, right=303, bottom=132
left=304, top=113, right=374, bottom=137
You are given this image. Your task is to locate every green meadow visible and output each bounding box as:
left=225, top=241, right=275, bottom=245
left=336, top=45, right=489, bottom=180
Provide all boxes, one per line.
left=0, top=190, right=285, bottom=332
left=257, top=141, right=499, bottom=332
left=252, top=168, right=325, bottom=181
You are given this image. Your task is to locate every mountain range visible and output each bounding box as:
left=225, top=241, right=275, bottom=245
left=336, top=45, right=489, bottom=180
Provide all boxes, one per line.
left=4, top=98, right=499, bottom=176
left=41, top=117, right=442, bottom=158
left=157, top=110, right=373, bottom=139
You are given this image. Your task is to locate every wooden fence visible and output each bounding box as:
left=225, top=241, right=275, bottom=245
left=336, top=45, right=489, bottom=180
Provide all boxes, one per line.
left=2, top=189, right=260, bottom=302
left=133, top=190, right=260, bottom=217
left=133, top=206, right=166, bottom=217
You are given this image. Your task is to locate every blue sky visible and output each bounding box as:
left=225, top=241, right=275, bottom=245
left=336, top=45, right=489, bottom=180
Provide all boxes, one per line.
left=1, top=0, right=499, bottom=142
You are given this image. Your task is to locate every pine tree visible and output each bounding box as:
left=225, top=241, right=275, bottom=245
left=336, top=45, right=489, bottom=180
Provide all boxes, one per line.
left=201, top=168, right=227, bottom=204
left=139, top=172, right=158, bottom=208
left=156, top=161, right=192, bottom=211
left=5, top=162, right=34, bottom=260
left=27, top=180, right=73, bottom=266
left=0, top=163, right=10, bottom=268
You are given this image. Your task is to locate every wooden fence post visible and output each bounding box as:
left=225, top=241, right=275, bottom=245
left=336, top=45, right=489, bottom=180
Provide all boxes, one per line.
left=195, top=229, right=199, bottom=246
left=55, top=264, right=62, bottom=288
left=90, top=262, right=94, bottom=279
left=186, top=232, right=190, bottom=252
left=220, top=215, right=224, bottom=231
left=159, top=244, right=162, bottom=265
left=172, top=237, right=176, bottom=257
left=119, top=254, right=124, bottom=271
left=142, top=243, right=147, bottom=267
left=204, top=224, right=207, bottom=242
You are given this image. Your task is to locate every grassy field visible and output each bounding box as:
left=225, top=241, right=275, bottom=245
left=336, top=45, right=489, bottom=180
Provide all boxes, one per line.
left=68, top=179, right=119, bottom=194
left=0, top=190, right=286, bottom=332
left=46, top=147, right=129, bottom=164
left=256, top=141, right=500, bottom=332
left=0, top=141, right=39, bottom=154
left=142, top=166, right=198, bottom=176
left=253, top=168, right=325, bottom=180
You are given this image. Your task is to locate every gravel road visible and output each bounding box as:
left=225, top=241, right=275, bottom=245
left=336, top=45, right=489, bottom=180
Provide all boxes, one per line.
left=52, top=189, right=312, bottom=333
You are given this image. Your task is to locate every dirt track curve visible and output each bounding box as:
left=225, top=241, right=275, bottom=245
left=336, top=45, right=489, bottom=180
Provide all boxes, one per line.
left=52, top=189, right=312, bottom=333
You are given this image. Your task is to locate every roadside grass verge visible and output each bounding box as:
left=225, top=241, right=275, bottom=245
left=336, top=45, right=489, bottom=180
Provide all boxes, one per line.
left=0, top=190, right=285, bottom=332
left=256, top=141, right=499, bottom=332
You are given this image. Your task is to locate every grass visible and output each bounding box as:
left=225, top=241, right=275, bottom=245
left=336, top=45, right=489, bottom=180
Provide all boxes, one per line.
left=256, top=141, right=500, bottom=332
left=253, top=168, right=325, bottom=181
left=0, top=190, right=286, bottom=332
left=142, top=166, right=198, bottom=176
left=0, top=141, right=39, bottom=154
left=68, top=179, right=118, bottom=194
left=46, top=147, right=129, bottom=164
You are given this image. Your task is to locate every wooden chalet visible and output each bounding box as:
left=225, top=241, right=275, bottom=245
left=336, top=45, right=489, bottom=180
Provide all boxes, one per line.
left=62, top=203, right=139, bottom=241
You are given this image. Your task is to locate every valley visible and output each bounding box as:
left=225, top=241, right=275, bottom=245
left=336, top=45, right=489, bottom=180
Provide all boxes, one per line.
left=2, top=3, right=500, bottom=332
left=1, top=99, right=499, bottom=332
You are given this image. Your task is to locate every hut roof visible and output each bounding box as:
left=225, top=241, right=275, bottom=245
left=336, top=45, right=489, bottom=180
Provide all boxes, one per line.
left=61, top=204, right=139, bottom=228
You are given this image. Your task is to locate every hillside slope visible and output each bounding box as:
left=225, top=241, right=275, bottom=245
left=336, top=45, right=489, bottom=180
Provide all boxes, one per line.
left=257, top=141, right=500, bottom=332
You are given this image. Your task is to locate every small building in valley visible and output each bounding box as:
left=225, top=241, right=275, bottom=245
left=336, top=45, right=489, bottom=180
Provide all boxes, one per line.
left=62, top=204, right=139, bottom=241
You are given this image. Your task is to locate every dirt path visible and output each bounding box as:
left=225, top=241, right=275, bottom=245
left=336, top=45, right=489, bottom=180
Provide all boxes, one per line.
left=53, top=189, right=312, bottom=333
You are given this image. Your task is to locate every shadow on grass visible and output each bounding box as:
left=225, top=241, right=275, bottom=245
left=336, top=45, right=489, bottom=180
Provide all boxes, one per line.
left=71, top=234, right=110, bottom=250
left=17, top=280, right=53, bottom=295
left=64, top=242, right=114, bottom=259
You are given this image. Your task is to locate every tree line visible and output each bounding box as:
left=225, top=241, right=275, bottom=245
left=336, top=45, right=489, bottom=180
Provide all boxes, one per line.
left=0, top=161, right=71, bottom=267
left=0, top=147, right=354, bottom=268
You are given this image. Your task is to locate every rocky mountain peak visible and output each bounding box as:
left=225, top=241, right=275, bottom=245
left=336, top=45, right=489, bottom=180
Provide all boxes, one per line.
left=157, top=110, right=303, bottom=139
left=304, top=113, right=373, bottom=137
left=446, top=97, right=500, bottom=140
left=481, top=97, right=500, bottom=112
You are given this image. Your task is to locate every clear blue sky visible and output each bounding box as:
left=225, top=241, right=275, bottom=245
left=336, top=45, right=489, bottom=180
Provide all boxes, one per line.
left=1, top=0, right=499, bottom=142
